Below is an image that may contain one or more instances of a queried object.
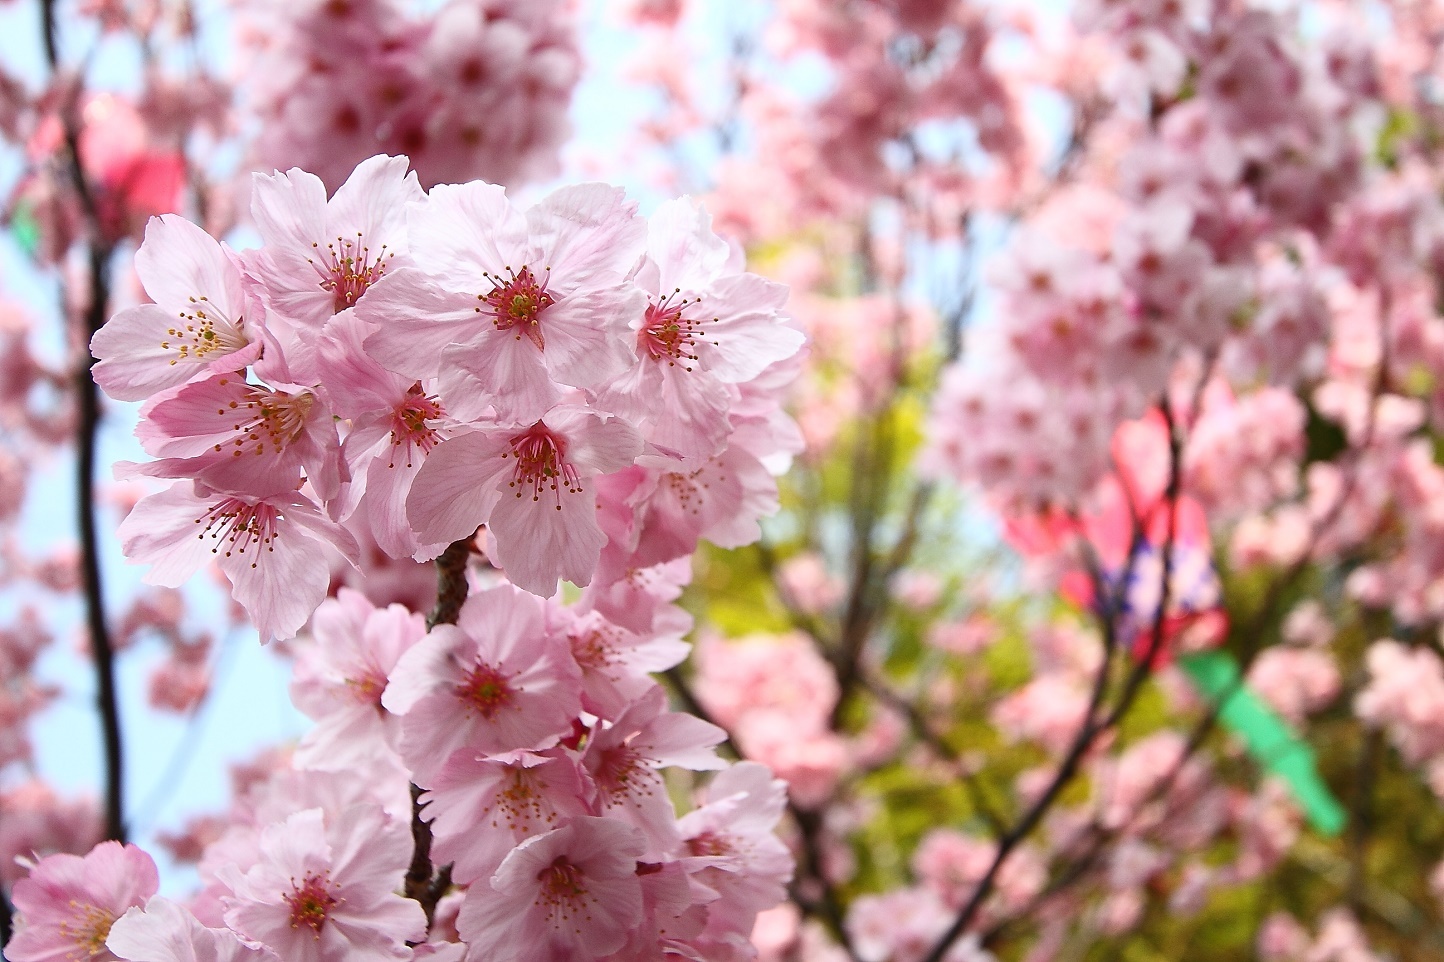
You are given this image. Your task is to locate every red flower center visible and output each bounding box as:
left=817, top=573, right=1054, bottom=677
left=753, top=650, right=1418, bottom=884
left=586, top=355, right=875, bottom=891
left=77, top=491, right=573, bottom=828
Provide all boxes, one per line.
left=314, top=234, right=392, bottom=313
left=504, top=422, right=581, bottom=509
left=479, top=266, right=554, bottom=350
left=685, top=830, right=733, bottom=858
left=284, top=872, right=338, bottom=937
left=458, top=662, right=515, bottom=719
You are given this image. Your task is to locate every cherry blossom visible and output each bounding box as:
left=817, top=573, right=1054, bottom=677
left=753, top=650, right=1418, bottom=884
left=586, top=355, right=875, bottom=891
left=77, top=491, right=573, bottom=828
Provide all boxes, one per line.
left=359, top=182, right=647, bottom=424
left=382, top=584, right=582, bottom=780
left=6, top=842, right=158, bottom=962
left=221, top=806, right=425, bottom=962
left=90, top=216, right=263, bottom=402
left=454, top=817, right=646, bottom=962
left=117, top=481, right=359, bottom=642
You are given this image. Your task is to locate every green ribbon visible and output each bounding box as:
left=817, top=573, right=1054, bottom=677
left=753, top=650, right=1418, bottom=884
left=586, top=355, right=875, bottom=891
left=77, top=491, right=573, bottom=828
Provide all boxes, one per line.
left=1176, top=650, right=1346, bottom=836
left=8, top=201, right=40, bottom=258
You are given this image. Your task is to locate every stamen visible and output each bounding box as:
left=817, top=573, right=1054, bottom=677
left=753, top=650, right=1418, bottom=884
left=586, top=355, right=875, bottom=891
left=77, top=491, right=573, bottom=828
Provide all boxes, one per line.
left=310, top=233, right=392, bottom=313
left=593, top=744, right=656, bottom=805
left=162, top=295, right=247, bottom=365
left=194, top=499, right=281, bottom=569
left=535, top=856, right=596, bottom=932
left=475, top=266, right=554, bottom=350
left=457, top=662, right=515, bottom=718
left=213, top=386, right=314, bottom=459
left=490, top=766, right=559, bottom=834
left=387, top=383, right=445, bottom=468
left=284, top=872, right=339, bottom=938
left=639, top=289, right=717, bottom=371
left=685, top=830, right=734, bottom=858
left=56, top=901, right=115, bottom=960
left=501, top=422, right=581, bottom=510
left=570, top=623, right=622, bottom=678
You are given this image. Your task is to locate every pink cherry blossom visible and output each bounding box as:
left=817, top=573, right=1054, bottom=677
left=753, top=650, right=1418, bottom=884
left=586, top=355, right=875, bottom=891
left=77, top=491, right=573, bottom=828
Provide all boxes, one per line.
left=676, top=762, right=792, bottom=923
left=7, top=841, right=159, bottom=962
left=221, top=806, right=425, bottom=962
left=455, top=816, right=646, bottom=962
left=252, top=155, right=423, bottom=328
left=405, top=405, right=642, bottom=596
left=360, top=182, right=647, bottom=424
left=557, top=606, right=690, bottom=720
left=91, top=215, right=264, bottom=402
left=107, top=897, right=274, bottom=962
left=313, top=310, right=453, bottom=560
left=422, top=750, right=591, bottom=885
left=582, top=684, right=726, bottom=852
left=382, top=583, right=583, bottom=781
left=289, top=589, right=427, bottom=771
left=594, top=197, right=804, bottom=463
left=117, top=480, right=359, bottom=642
left=624, top=442, right=782, bottom=569
left=133, top=368, right=343, bottom=503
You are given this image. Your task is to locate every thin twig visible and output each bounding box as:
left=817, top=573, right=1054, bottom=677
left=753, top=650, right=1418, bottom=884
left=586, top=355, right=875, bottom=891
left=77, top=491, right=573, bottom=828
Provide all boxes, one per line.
left=666, top=663, right=860, bottom=959
left=857, top=668, right=1007, bottom=836
left=919, top=398, right=1184, bottom=962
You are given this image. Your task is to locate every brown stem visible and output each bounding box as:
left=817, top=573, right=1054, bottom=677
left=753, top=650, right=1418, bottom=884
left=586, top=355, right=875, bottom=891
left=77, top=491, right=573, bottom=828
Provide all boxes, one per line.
left=406, top=537, right=474, bottom=931
left=426, top=537, right=473, bottom=630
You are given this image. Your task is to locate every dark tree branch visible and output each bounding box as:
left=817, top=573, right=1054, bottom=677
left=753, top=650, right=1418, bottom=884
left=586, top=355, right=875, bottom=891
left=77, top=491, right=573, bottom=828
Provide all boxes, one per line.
left=919, top=398, right=1184, bottom=962
left=406, top=536, right=475, bottom=931
left=857, top=667, right=1007, bottom=836
left=0, top=880, right=12, bottom=946
left=665, top=663, right=860, bottom=960
left=40, top=0, right=126, bottom=845
left=426, top=537, right=474, bottom=631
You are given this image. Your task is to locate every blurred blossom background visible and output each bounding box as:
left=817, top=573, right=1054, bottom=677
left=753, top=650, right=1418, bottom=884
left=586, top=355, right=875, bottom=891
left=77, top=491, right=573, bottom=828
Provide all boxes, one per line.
left=6, top=0, right=1444, bottom=959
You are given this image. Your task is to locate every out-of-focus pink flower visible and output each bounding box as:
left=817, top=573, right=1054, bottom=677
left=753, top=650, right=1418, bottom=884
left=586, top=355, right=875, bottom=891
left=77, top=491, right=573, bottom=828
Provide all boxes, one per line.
left=455, top=816, right=646, bottom=962
left=221, top=806, right=424, bottom=962
left=1248, top=648, right=1340, bottom=724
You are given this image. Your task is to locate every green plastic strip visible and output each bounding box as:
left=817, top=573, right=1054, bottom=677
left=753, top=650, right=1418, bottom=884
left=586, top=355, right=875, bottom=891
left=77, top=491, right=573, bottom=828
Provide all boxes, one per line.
left=8, top=201, right=40, bottom=258
left=1176, top=650, right=1346, bottom=836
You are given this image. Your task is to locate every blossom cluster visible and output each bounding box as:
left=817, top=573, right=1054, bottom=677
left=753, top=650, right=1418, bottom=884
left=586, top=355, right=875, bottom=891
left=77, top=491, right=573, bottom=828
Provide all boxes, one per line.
left=923, top=2, right=1378, bottom=509
left=0, top=154, right=806, bottom=961
left=237, top=0, right=579, bottom=192
left=5, top=583, right=796, bottom=962
left=20, top=582, right=794, bottom=962
left=89, top=153, right=804, bottom=640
